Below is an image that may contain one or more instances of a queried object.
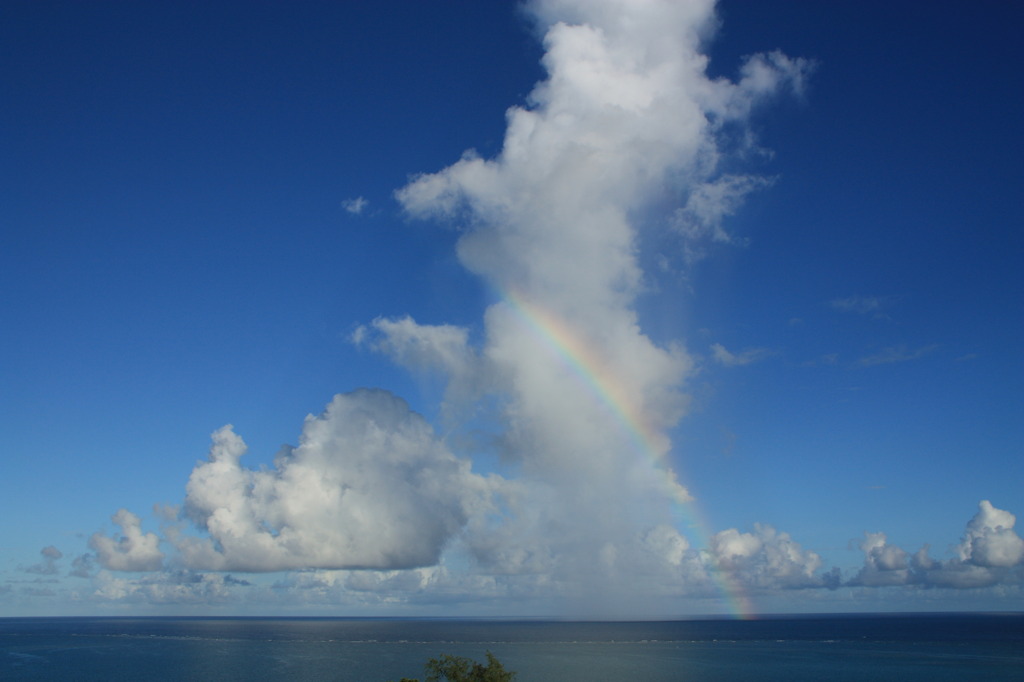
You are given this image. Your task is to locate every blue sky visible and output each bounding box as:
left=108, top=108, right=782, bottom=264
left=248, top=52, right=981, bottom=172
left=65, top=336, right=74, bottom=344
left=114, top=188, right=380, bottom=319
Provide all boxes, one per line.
left=2, top=0, right=1021, bottom=617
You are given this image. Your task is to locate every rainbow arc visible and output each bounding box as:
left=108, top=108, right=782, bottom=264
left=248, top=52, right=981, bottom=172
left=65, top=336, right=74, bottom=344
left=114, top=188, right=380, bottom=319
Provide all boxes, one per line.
left=498, top=288, right=755, bottom=619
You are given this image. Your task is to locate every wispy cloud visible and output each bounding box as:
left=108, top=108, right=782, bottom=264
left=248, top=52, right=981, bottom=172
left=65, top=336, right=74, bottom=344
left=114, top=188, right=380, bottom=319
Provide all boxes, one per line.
left=711, top=342, right=773, bottom=367
left=801, top=352, right=839, bottom=367
left=341, top=196, right=369, bottom=214
left=24, top=546, right=62, bottom=576
left=831, top=294, right=897, bottom=318
left=672, top=175, right=772, bottom=263
left=858, top=344, right=937, bottom=367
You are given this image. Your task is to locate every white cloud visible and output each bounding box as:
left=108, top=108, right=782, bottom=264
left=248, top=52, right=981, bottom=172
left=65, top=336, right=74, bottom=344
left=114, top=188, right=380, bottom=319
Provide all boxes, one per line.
left=341, top=196, right=368, bottom=214
left=642, top=524, right=691, bottom=567
left=89, top=509, right=165, bottom=572
left=355, top=316, right=474, bottom=376
left=709, top=524, right=834, bottom=590
left=174, top=389, right=495, bottom=572
left=848, top=532, right=911, bottom=587
left=858, top=344, right=938, bottom=367
left=673, top=174, right=772, bottom=262
left=956, top=500, right=1024, bottom=568
left=831, top=294, right=896, bottom=317
left=391, top=0, right=809, bottom=596
left=353, top=316, right=488, bottom=420
left=710, top=342, right=772, bottom=367
left=850, top=501, right=1024, bottom=589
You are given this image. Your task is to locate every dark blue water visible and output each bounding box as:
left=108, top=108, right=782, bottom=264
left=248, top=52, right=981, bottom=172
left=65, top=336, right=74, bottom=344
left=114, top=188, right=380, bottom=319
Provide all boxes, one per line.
left=2, top=614, right=1022, bottom=681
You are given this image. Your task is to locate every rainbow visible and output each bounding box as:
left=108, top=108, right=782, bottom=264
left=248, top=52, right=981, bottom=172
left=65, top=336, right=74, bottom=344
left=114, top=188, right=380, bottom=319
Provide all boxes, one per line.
left=499, top=288, right=756, bottom=619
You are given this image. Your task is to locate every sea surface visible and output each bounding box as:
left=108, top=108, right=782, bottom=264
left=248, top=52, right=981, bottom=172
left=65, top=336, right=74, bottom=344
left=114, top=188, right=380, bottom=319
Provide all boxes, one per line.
left=2, top=613, right=1022, bottom=681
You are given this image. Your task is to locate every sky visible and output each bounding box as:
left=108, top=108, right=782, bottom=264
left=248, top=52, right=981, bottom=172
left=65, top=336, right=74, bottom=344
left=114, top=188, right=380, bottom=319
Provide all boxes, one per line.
left=2, top=0, right=1021, bottom=618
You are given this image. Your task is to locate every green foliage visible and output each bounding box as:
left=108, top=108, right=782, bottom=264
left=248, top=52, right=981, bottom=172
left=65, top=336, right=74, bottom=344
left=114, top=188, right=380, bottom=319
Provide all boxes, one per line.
left=390, top=651, right=516, bottom=682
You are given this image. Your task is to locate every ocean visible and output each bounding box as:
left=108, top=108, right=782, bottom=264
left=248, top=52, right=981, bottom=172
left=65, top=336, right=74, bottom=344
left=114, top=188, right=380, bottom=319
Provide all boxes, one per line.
left=2, top=614, right=1022, bottom=681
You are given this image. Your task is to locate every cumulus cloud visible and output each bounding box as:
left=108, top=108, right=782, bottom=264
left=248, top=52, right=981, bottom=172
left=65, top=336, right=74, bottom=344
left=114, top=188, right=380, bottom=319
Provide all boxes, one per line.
left=174, top=389, right=494, bottom=572
left=848, top=532, right=911, bottom=587
left=89, top=509, right=164, bottom=572
left=388, top=0, right=811, bottom=596
left=642, top=524, right=691, bottom=567
left=956, top=500, right=1024, bottom=568
left=709, top=524, right=837, bottom=590
left=851, top=501, right=1024, bottom=589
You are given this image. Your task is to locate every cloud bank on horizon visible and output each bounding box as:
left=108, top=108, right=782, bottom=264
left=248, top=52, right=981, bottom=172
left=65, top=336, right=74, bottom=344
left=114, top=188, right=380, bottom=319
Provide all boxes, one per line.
left=13, top=0, right=1022, bottom=615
